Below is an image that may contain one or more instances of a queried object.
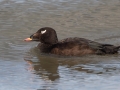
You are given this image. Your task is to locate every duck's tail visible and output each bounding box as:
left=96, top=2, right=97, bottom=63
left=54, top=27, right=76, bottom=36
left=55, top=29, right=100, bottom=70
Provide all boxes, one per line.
left=100, top=44, right=120, bottom=54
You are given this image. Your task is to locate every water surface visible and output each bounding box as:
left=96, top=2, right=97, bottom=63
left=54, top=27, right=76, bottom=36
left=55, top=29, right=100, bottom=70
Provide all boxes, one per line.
left=0, top=0, right=120, bottom=90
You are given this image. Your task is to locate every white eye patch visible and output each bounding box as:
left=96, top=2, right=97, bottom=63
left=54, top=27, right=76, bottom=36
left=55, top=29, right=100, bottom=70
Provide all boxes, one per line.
left=41, top=30, right=46, bottom=34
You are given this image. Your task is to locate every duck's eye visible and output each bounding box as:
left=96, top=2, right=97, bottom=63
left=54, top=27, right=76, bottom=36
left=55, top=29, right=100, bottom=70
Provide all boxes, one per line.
left=41, top=30, right=46, bottom=34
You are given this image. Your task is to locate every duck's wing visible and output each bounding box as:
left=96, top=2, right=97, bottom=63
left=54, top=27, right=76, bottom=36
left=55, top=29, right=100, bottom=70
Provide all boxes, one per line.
left=58, top=37, right=120, bottom=55
left=59, top=37, right=102, bottom=49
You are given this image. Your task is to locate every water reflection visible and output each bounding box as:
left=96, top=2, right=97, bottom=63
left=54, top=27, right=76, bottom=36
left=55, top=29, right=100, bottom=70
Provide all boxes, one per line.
left=25, top=48, right=60, bottom=81
left=25, top=47, right=120, bottom=82
left=33, top=58, right=59, bottom=81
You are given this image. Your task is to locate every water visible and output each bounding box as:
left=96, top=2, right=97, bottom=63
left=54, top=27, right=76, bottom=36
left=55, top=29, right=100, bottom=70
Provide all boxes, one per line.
left=0, top=0, right=120, bottom=90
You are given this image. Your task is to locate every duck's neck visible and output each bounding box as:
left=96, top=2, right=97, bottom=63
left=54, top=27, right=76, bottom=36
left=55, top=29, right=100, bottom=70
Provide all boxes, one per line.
left=37, top=43, right=55, bottom=53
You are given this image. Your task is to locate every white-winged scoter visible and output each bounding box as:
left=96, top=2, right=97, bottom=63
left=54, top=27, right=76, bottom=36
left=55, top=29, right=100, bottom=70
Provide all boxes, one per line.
left=24, top=27, right=120, bottom=56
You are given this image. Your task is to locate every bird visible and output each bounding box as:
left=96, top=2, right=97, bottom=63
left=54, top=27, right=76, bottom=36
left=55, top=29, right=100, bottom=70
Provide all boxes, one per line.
left=24, top=27, right=120, bottom=56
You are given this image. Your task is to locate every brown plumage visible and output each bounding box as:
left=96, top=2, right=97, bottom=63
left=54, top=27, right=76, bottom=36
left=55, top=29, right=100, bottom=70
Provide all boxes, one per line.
left=24, top=27, right=120, bottom=56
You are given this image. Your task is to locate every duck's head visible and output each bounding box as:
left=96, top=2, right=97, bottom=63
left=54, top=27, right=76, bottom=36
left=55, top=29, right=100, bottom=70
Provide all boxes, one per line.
left=24, top=27, right=58, bottom=44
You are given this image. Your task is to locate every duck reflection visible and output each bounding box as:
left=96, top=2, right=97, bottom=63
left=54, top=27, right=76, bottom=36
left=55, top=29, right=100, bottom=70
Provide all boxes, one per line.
left=25, top=48, right=60, bottom=81
left=25, top=47, right=120, bottom=81
left=35, top=57, right=59, bottom=81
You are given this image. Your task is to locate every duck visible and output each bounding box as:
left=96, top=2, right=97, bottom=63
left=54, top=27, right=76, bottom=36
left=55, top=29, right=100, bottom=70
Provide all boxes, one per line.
left=24, top=27, right=120, bottom=56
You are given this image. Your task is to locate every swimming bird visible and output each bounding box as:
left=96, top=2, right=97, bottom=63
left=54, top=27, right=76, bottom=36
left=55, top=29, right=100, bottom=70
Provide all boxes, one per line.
left=24, top=27, right=120, bottom=56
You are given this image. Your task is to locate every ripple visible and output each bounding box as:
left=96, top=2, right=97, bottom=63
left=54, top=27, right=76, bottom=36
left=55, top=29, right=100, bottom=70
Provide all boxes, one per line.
left=0, top=0, right=120, bottom=90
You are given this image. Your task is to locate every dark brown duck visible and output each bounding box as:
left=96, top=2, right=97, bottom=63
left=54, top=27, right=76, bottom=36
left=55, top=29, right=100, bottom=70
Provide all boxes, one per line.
left=24, top=27, right=120, bottom=56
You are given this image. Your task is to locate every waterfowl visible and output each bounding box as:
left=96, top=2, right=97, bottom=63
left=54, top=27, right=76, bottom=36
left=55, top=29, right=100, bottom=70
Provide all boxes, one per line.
left=24, top=27, right=120, bottom=56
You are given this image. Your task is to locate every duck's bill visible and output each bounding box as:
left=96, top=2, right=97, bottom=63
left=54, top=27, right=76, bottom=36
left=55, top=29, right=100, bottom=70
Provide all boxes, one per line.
left=24, top=38, right=32, bottom=41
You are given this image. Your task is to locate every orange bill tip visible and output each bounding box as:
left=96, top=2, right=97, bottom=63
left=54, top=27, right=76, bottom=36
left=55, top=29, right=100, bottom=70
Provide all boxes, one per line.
left=24, top=38, right=32, bottom=41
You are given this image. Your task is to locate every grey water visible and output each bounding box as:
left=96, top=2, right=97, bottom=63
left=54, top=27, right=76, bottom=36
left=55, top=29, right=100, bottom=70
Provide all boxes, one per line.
left=0, top=0, right=120, bottom=90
